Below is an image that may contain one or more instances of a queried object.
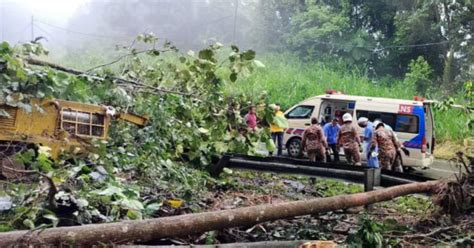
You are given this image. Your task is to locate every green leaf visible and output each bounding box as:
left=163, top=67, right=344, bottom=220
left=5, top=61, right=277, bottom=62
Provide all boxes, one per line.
left=274, top=115, right=289, bottom=129
left=120, top=198, right=144, bottom=210
left=231, top=45, right=239, bottom=52
left=198, top=49, right=214, bottom=61
left=23, top=219, right=35, bottom=230
left=212, top=42, right=223, bottom=49
left=198, top=127, right=209, bottom=134
left=149, top=49, right=160, bottom=56
left=266, top=139, right=276, bottom=152
left=241, top=50, right=256, bottom=60
left=253, top=60, right=265, bottom=68
left=96, top=185, right=123, bottom=196
left=43, top=214, right=59, bottom=227
left=223, top=168, right=233, bottom=174
left=145, top=202, right=162, bottom=215
left=214, top=141, right=228, bottom=153
left=0, top=41, right=10, bottom=54
left=0, top=108, right=11, bottom=118
left=75, top=198, right=89, bottom=208
left=0, top=224, right=13, bottom=232
left=230, top=72, right=238, bottom=82
left=127, top=209, right=143, bottom=220
left=17, top=102, right=32, bottom=113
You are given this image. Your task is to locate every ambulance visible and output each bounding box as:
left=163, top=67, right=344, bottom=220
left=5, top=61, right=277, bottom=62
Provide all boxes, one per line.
left=283, top=93, right=435, bottom=168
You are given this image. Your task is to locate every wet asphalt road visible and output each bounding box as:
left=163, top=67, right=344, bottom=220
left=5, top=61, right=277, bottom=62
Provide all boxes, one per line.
left=273, top=151, right=460, bottom=180
left=408, top=159, right=464, bottom=179
left=258, top=145, right=462, bottom=180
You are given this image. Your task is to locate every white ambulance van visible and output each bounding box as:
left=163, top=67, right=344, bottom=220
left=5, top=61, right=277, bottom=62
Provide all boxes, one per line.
left=283, top=93, right=435, bottom=168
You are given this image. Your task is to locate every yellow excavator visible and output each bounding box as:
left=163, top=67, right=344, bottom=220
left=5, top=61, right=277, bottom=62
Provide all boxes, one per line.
left=0, top=98, right=149, bottom=178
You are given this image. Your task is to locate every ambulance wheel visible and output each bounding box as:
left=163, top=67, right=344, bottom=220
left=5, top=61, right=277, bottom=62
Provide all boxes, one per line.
left=287, top=138, right=303, bottom=158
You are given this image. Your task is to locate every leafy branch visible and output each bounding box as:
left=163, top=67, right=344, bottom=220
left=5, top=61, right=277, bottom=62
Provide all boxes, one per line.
left=25, top=58, right=193, bottom=96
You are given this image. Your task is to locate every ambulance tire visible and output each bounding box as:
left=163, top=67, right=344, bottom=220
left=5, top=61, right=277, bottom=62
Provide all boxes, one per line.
left=287, top=138, right=303, bottom=158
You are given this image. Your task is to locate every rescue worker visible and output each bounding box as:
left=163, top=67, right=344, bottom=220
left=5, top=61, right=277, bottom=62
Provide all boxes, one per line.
left=357, top=117, right=374, bottom=160
left=371, top=121, right=400, bottom=170
left=269, top=103, right=286, bottom=156
left=323, top=117, right=340, bottom=162
left=372, top=119, right=404, bottom=172
left=302, top=117, right=328, bottom=162
left=337, top=113, right=362, bottom=165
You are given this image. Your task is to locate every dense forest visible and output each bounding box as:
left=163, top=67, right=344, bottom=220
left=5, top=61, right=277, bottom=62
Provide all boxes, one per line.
left=58, top=0, right=473, bottom=95
left=0, top=0, right=473, bottom=246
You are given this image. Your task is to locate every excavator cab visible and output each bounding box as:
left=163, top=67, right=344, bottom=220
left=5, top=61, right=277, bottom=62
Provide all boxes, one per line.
left=0, top=98, right=149, bottom=178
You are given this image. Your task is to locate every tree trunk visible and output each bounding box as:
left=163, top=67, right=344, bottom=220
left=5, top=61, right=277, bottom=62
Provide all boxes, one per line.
left=442, top=48, right=455, bottom=86
left=0, top=180, right=440, bottom=246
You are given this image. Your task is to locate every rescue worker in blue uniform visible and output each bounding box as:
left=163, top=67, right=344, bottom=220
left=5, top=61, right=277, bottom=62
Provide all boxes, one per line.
left=323, top=117, right=340, bottom=162
left=357, top=117, right=374, bottom=160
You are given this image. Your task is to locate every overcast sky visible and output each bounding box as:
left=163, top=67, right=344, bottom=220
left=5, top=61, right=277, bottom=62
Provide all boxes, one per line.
left=2, top=0, right=87, bottom=23
left=1, top=0, right=257, bottom=56
left=1, top=0, right=89, bottom=43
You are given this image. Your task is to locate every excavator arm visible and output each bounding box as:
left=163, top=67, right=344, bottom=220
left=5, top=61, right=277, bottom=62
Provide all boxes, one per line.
left=103, top=105, right=149, bottom=127
left=116, top=112, right=149, bottom=127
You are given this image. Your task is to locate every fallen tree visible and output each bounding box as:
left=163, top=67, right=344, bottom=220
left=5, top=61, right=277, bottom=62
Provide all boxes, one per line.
left=25, top=58, right=193, bottom=96
left=0, top=180, right=440, bottom=246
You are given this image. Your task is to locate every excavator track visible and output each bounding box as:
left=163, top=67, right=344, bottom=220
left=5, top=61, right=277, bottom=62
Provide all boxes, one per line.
left=211, top=154, right=438, bottom=187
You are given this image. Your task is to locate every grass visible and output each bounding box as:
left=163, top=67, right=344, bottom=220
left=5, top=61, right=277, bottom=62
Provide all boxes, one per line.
left=228, top=53, right=470, bottom=148
left=377, top=195, right=432, bottom=215
left=434, top=141, right=465, bottom=160
left=315, top=179, right=363, bottom=197
left=51, top=46, right=469, bottom=156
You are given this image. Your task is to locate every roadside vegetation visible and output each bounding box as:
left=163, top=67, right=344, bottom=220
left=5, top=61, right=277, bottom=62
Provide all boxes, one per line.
left=0, top=38, right=472, bottom=246
left=0, top=40, right=271, bottom=230
left=229, top=53, right=471, bottom=158
left=1, top=0, right=473, bottom=244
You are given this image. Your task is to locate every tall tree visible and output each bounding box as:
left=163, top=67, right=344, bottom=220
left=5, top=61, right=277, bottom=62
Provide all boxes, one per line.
left=393, top=0, right=473, bottom=90
left=287, top=0, right=376, bottom=64
left=271, top=0, right=472, bottom=91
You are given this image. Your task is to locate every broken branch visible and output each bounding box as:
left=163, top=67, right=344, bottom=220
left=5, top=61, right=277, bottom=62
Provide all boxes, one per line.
left=25, top=58, right=193, bottom=96
left=85, top=49, right=170, bottom=73
left=403, top=226, right=457, bottom=240
left=1, top=166, right=58, bottom=209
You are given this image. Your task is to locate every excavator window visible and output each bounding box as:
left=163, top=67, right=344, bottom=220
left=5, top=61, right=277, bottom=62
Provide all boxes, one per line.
left=0, top=106, right=18, bottom=129
left=61, top=108, right=105, bottom=138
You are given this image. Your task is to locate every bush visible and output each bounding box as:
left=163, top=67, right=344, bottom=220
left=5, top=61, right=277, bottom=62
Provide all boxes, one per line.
left=229, top=53, right=469, bottom=143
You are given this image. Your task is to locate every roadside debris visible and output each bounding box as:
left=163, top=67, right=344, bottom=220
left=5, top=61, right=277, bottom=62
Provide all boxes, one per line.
left=0, top=195, right=12, bottom=211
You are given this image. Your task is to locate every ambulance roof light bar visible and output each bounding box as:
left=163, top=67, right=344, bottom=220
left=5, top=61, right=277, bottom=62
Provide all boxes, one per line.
left=325, top=89, right=344, bottom=95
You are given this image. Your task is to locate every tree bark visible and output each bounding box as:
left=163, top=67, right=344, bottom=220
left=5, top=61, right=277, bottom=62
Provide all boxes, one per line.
left=0, top=180, right=440, bottom=246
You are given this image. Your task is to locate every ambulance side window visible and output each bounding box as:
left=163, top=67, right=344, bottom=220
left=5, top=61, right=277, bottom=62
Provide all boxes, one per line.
left=357, top=111, right=395, bottom=127
left=395, top=115, right=419, bottom=133
left=357, top=110, right=419, bottom=134
left=286, top=105, right=314, bottom=119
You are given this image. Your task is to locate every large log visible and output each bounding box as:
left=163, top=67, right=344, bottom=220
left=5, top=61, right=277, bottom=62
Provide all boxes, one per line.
left=0, top=180, right=440, bottom=246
